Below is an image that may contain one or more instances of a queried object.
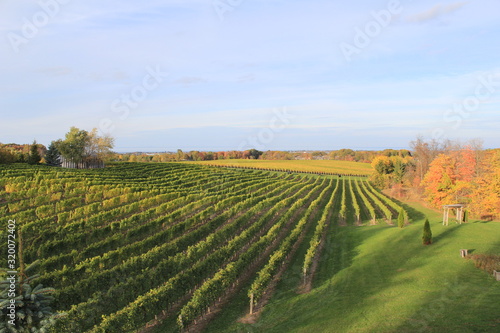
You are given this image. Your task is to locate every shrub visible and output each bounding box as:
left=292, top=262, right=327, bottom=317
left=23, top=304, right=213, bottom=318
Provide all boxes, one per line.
left=467, top=254, right=500, bottom=275
left=422, top=218, right=432, bottom=245
left=397, top=207, right=405, bottom=228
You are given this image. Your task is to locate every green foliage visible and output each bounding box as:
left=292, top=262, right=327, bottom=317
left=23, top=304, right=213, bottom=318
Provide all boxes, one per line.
left=349, top=178, right=361, bottom=223
left=339, top=178, right=347, bottom=221
left=27, top=141, right=41, bottom=165
left=303, top=179, right=339, bottom=278
left=0, top=149, right=17, bottom=164
left=247, top=149, right=263, bottom=159
left=56, top=127, right=88, bottom=163
left=248, top=179, right=330, bottom=310
left=422, top=219, right=432, bottom=245
left=354, top=179, right=376, bottom=223
left=0, top=261, right=64, bottom=332
left=44, top=142, right=61, bottom=167
left=56, top=127, right=114, bottom=165
left=398, top=207, right=405, bottom=228
left=0, top=163, right=422, bottom=332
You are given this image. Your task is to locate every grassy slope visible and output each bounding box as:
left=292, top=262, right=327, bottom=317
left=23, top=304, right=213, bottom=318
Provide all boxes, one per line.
left=206, top=202, right=500, bottom=333
left=189, top=159, right=373, bottom=176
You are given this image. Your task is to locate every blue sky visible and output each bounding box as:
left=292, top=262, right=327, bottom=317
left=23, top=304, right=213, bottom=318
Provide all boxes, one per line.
left=1, top=0, right=499, bottom=152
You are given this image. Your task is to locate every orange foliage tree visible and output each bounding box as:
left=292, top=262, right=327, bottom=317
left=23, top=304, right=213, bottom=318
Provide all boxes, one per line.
left=422, top=148, right=500, bottom=218
left=468, top=150, right=500, bottom=217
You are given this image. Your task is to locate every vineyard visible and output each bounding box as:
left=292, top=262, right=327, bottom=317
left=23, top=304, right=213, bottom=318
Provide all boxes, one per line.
left=1, top=162, right=410, bottom=332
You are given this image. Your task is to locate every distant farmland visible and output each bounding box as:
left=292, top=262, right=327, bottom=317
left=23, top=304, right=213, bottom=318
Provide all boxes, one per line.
left=191, top=159, right=373, bottom=176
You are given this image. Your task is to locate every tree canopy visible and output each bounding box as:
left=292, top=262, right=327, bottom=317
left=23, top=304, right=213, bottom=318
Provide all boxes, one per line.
left=56, top=127, right=114, bottom=164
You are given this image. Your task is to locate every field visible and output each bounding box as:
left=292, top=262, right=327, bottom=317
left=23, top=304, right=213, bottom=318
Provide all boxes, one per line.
left=191, top=159, right=373, bottom=176
left=206, top=203, right=500, bottom=333
left=0, top=162, right=498, bottom=332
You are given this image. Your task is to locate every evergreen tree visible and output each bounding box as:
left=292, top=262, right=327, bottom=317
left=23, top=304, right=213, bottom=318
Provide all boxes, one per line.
left=397, top=207, right=405, bottom=228
left=422, top=219, right=432, bottom=245
left=45, top=141, right=61, bottom=167
left=27, top=141, right=41, bottom=165
left=0, top=229, right=65, bottom=332
left=0, top=261, right=64, bottom=332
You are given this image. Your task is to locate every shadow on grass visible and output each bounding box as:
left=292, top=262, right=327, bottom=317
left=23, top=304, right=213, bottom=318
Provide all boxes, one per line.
left=390, top=196, right=426, bottom=222
left=432, top=222, right=461, bottom=244
left=472, top=219, right=498, bottom=224
left=313, top=224, right=384, bottom=288
left=395, top=239, right=500, bottom=333
left=257, top=220, right=468, bottom=333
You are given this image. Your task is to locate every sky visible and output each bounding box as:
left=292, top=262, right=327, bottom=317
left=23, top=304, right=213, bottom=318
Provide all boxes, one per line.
left=1, top=0, right=499, bottom=152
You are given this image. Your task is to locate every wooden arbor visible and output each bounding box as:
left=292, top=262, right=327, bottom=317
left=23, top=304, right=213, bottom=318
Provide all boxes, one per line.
left=442, top=204, right=465, bottom=226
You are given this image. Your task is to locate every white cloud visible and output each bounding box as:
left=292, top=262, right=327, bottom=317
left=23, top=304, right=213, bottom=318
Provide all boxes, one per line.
left=408, top=2, right=468, bottom=23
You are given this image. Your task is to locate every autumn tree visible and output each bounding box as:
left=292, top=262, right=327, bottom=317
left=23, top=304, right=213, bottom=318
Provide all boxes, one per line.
left=410, top=136, right=454, bottom=185
left=370, top=155, right=412, bottom=188
left=468, top=150, right=500, bottom=218
left=421, top=154, right=456, bottom=207
left=86, top=128, right=115, bottom=161
left=421, top=148, right=479, bottom=208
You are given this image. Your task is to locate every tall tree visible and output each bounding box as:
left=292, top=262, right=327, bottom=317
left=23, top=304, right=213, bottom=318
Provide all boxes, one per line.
left=86, top=128, right=114, bottom=161
left=176, top=149, right=185, bottom=161
left=410, top=136, right=452, bottom=184
left=27, top=140, right=41, bottom=165
left=56, top=127, right=114, bottom=165
left=45, top=141, right=62, bottom=167
left=248, top=149, right=263, bottom=159
left=421, top=154, right=456, bottom=207
left=397, top=208, right=405, bottom=228
left=422, top=219, right=432, bottom=245
left=56, top=127, right=89, bottom=163
left=469, top=150, right=500, bottom=217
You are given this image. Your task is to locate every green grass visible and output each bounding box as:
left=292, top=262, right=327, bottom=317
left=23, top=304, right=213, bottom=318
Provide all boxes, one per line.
left=189, top=159, right=373, bottom=176
left=206, top=202, right=500, bottom=333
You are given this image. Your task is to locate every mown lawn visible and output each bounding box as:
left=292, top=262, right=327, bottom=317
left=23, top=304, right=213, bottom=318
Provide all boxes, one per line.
left=206, top=202, right=500, bottom=333
left=189, top=159, right=373, bottom=176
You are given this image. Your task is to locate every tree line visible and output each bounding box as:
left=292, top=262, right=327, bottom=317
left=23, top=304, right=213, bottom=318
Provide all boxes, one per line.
left=370, top=136, right=499, bottom=219
left=111, top=148, right=411, bottom=163
left=0, top=127, right=114, bottom=168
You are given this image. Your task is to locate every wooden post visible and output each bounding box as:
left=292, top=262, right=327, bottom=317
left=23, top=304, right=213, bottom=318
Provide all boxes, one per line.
left=249, top=293, right=254, bottom=315
left=443, top=208, right=447, bottom=226
left=493, top=270, right=500, bottom=281
left=460, top=249, right=468, bottom=258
